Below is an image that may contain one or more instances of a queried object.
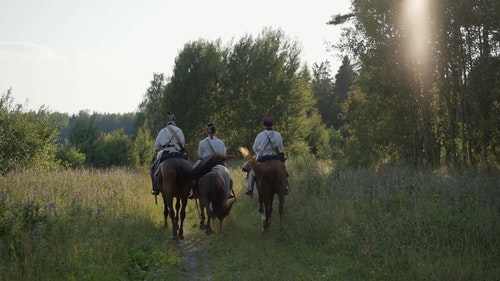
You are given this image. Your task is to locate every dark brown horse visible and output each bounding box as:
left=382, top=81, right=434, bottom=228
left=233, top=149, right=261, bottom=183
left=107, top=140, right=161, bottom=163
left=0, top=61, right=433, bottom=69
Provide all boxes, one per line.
left=197, top=169, right=236, bottom=235
left=157, top=157, right=193, bottom=240
left=239, top=147, right=288, bottom=232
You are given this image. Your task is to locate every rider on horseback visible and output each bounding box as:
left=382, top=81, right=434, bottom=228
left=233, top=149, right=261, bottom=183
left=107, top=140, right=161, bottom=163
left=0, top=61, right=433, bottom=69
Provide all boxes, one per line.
left=150, top=112, right=188, bottom=195
left=190, top=122, right=234, bottom=199
left=246, top=116, right=289, bottom=196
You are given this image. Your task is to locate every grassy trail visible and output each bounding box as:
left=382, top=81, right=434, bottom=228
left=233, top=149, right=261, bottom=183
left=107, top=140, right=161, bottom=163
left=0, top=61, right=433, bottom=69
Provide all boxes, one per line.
left=1, top=160, right=499, bottom=280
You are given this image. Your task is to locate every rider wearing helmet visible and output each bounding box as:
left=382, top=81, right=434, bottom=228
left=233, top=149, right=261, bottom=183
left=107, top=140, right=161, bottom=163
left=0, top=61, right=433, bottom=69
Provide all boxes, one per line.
left=190, top=122, right=234, bottom=199
left=246, top=116, right=289, bottom=196
left=150, top=112, right=187, bottom=195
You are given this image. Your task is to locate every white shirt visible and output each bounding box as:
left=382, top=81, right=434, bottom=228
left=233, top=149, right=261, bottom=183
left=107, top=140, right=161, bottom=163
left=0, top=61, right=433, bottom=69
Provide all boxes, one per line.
left=154, top=125, right=185, bottom=151
left=198, top=136, right=226, bottom=159
left=252, top=129, right=283, bottom=157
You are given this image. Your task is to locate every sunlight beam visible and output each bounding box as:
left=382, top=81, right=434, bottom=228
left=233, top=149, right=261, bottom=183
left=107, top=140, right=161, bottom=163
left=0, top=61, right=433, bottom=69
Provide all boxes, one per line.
left=400, top=0, right=431, bottom=68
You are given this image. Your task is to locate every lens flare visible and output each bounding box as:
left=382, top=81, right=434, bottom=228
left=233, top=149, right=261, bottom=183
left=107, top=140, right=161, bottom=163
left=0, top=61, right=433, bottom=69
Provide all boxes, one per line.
left=400, top=0, right=431, bottom=67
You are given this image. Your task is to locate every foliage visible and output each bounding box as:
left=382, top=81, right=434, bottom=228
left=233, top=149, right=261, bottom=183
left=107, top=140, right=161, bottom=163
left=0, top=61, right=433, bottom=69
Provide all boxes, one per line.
left=67, top=110, right=101, bottom=166
left=136, top=73, right=168, bottom=136
left=305, top=109, right=331, bottom=159
left=55, top=143, right=86, bottom=168
left=133, top=126, right=154, bottom=166
left=142, top=28, right=319, bottom=157
left=0, top=89, right=59, bottom=174
left=164, top=39, right=228, bottom=149
left=312, top=57, right=356, bottom=130
left=329, top=0, right=499, bottom=169
left=93, top=129, right=138, bottom=168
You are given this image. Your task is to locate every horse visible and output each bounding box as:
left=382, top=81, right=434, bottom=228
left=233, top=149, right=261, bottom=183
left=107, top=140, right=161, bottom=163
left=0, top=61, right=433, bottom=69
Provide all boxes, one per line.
left=238, top=147, right=288, bottom=232
left=156, top=157, right=193, bottom=240
left=197, top=169, right=236, bottom=235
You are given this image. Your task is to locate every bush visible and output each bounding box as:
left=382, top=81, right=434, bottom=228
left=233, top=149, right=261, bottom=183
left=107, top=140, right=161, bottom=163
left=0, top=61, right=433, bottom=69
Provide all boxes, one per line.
left=0, top=90, right=59, bottom=174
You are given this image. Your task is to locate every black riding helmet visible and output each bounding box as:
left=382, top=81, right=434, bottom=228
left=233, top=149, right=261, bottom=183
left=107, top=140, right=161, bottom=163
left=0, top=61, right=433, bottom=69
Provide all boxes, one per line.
left=206, top=122, right=216, bottom=135
left=167, top=112, right=176, bottom=125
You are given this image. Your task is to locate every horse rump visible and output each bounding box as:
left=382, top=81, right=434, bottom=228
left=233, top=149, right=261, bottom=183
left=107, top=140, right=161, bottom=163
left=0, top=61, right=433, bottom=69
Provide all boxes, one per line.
left=197, top=170, right=234, bottom=234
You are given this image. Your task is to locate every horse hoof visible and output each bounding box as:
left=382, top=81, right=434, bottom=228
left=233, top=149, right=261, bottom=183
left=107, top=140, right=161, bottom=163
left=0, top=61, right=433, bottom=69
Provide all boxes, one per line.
left=200, top=224, right=207, bottom=230
left=179, top=235, right=184, bottom=240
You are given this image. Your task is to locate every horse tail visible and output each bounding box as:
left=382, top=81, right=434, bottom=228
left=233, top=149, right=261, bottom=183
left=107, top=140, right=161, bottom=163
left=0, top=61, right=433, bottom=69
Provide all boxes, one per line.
left=211, top=172, right=228, bottom=220
left=238, top=146, right=258, bottom=170
left=221, top=198, right=236, bottom=219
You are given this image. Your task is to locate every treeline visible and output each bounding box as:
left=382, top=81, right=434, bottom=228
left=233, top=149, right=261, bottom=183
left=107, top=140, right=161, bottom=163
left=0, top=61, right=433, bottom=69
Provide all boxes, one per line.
left=1, top=0, right=498, bottom=175
left=0, top=91, right=147, bottom=174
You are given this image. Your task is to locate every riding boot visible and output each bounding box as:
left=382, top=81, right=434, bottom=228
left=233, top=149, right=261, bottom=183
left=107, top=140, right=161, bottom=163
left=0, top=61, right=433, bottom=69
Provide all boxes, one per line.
left=228, top=179, right=235, bottom=199
left=285, top=167, right=290, bottom=195
left=245, top=171, right=254, bottom=196
left=189, top=180, right=198, bottom=199
left=150, top=162, right=160, bottom=195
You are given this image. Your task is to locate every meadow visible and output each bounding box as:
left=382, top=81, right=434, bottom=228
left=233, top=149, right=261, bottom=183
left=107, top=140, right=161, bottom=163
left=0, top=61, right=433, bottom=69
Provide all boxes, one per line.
left=0, top=157, right=498, bottom=281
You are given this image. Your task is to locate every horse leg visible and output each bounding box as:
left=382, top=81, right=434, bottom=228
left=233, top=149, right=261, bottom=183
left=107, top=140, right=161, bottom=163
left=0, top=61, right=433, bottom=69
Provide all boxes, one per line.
left=177, top=197, right=187, bottom=240
left=164, top=197, right=177, bottom=240
left=199, top=200, right=207, bottom=230
left=258, top=194, right=265, bottom=229
left=205, top=208, right=213, bottom=235
left=163, top=197, right=177, bottom=240
left=162, top=197, right=169, bottom=228
left=264, top=196, right=273, bottom=232
left=174, top=198, right=181, bottom=230
left=278, top=193, right=285, bottom=226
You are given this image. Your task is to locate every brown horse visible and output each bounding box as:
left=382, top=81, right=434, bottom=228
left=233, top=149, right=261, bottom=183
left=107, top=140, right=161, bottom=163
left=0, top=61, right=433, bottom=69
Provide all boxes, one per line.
left=238, top=147, right=288, bottom=232
left=157, top=157, right=193, bottom=240
left=197, top=169, right=236, bottom=235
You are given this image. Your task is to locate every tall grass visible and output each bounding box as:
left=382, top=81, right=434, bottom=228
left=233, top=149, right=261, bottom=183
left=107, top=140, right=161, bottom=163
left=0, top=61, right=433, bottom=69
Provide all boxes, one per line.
left=1, top=160, right=498, bottom=280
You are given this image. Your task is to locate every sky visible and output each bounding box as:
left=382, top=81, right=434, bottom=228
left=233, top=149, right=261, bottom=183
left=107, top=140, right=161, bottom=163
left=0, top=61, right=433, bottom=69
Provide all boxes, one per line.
left=0, top=0, right=351, bottom=115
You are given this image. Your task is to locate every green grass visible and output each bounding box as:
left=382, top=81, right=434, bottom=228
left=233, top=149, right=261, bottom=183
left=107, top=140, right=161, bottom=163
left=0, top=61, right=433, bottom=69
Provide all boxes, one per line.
left=1, top=160, right=499, bottom=280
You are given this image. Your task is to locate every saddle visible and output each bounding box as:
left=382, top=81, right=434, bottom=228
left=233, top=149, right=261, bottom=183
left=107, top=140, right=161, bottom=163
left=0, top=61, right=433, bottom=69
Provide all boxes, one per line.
left=191, top=155, right=220, bottom=180
left=153, top=151, right=188, bottom=178
left=258, top=153, right=285, bottom=162
left=160, top=151, right=188, bottom=161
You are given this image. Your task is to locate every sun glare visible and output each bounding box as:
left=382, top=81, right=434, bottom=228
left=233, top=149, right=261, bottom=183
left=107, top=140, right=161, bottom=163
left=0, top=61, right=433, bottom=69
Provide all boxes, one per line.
left=400, top=0, right=431, bottom=67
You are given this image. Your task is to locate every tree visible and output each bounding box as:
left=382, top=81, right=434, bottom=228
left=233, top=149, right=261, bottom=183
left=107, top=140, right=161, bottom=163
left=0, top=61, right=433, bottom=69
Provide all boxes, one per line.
left=225, top=28, right=317, bottom=156
left=164, top=39, right=228, bottom=150
left=136, top=73, right=168, bottom=136
left=311, top=61, right=335, bottom=127
left=55, top=143, right=86, bottom=168
left=0, top=89, right=58, bottom=174
left=332, top=56, right=356, bottom=129
left=328, top=0, right=499, bottom=169
left=94, top=129, right=137, bottom=168
left=133, top=126, right=154, bottom=166
left=67, top=111, right=101, bottom=166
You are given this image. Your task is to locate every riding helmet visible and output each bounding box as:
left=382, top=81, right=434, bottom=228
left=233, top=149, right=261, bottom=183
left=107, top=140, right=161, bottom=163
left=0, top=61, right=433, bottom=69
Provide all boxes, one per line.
left=167, top=112, right=176, bottom=125
left=206, top=122, right=216, bottom=134
left=262, top=116, right=273, bottom=127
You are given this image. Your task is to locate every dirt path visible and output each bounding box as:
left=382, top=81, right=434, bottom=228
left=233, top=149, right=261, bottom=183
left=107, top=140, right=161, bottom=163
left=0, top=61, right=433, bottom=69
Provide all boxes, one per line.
left=179, top=239, right=213, bottom=281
